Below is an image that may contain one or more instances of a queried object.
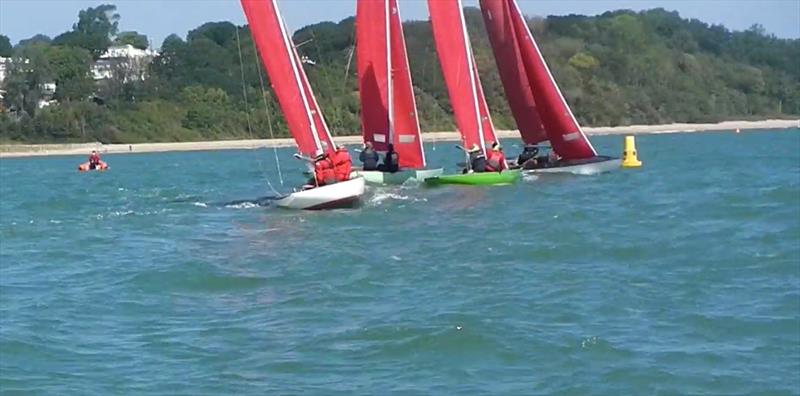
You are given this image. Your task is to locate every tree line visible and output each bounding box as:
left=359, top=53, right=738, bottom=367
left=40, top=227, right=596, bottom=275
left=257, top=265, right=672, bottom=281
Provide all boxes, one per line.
left=0, top=4, right=797, bottom=143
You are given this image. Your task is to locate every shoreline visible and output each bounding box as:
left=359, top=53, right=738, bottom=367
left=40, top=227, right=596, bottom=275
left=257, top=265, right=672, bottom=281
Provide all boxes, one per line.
left=1, top=119, right=797, bottom=159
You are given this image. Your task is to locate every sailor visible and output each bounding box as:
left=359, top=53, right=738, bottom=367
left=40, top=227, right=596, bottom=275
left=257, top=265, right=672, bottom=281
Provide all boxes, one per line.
left=88, top=150, right=102, bottom=170
left=516, top=144, right=539, bottom=168
left=332, top=145, right=352, bottom=182
left=379, top=143, right=400, bottom=173
left=485, top=142, right=507, bottom=172
left=465, top=144, right=486, bottom=173
left=359, top=141, right=379, bottom=170
left=312, top=150, right=337, bottom=187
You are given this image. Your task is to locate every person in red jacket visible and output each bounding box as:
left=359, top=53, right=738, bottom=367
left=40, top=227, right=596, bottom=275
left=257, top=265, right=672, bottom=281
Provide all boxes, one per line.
left=88, top=150, right=102, bottom=169
left=332, top=146, right=352, bottom=182
left=485, top=142, right=507, bottom=172
left=313, top=151, right=337, bottom=187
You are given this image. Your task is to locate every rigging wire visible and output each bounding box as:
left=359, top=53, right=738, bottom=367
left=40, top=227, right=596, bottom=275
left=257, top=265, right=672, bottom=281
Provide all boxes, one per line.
left=235, top=27, right=281, bottom=196
left=251, top=38, right=285, bottom=186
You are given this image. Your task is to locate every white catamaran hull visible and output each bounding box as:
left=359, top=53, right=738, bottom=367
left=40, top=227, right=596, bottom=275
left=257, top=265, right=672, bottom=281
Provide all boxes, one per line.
left=350, top=168, right=444, bottom=185
left=524, top=157, right=621, bottom=175
left=276, top=177, right=365, bottom=210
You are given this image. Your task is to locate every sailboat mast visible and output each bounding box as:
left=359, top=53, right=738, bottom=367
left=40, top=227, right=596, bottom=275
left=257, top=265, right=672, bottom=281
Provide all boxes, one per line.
left=458, top=0, right=487, bottom=153
left=273, top=0, right=323, bottom=152
left=385, top=0, right=394, bottom=145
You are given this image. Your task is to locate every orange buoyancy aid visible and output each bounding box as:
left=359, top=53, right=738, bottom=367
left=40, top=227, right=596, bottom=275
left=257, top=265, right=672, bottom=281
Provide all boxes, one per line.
left=485, top=151, right=507, bottom=172
left=333, top=149, right=352, bottom=181
left=314, top=157, right=337, bottom=186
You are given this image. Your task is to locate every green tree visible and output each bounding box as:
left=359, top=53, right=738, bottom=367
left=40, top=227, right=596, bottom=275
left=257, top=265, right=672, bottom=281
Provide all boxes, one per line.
left=16, top=35, right=51, bottom=48
left=3, top=43, right=53, bottom=116
left=46, top=46, right=94, bottom=101
left=114, top=31, right=149, bottom=49
left=53, top=4, right=120, bottom=58
left=0, top=35, right=12, bottom=57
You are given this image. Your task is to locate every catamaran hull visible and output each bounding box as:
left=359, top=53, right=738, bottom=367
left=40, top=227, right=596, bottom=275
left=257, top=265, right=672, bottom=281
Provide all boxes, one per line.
left=275, top=177, right=365, bottom=210
left=351, top=168, right=444, bottom=185
left=523, top=156, right=621, bottom=175
left=425, top=170, right=521, bottom=186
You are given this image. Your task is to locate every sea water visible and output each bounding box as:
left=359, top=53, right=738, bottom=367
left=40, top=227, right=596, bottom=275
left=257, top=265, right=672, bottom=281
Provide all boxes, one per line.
left=1, top=130, right=798, bottom=394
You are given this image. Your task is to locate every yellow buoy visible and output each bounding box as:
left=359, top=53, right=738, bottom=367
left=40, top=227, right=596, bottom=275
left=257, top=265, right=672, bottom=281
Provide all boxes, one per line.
left=621, top=135, right=642, bottom=168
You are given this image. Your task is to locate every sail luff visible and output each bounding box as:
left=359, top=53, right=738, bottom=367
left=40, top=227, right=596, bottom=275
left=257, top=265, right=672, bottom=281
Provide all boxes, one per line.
left=356, top=0, right=425, bottom=169
left=428, top=0, right=496, bottom=152
left=385, top=0, right=394, bottom=145
left=506, top=0, right=597, bottom=158
left=241, top=0, right=334, bottom=156
left=356, top=0, right=389, bottom=149
left=458, top=0, right=492, bottom=153
left=388, top=0, right=426, bottom=168
left=479, top=0, right=547, bottom=145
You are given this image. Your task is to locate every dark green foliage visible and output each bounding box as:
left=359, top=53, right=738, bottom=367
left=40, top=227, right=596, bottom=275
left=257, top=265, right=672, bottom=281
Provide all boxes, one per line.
left=0, top=35, right=12, bottom=57
left=2, top=7, right=798, bottom=143
left=15, top=35, right=52, bottom=48
left=114, top=31, right=149, bottom=49
left=53, top=4, right=119, bottom=58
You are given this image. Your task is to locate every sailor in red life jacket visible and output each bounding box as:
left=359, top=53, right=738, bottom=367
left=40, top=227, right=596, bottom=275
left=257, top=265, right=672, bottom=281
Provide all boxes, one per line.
left=485, top=142, right=508, bottom=172
left=88, top=150, right=102, bottom=169
left=313, top=150, right=337, bottom=187
left=332, top=146, right=352, bottom=182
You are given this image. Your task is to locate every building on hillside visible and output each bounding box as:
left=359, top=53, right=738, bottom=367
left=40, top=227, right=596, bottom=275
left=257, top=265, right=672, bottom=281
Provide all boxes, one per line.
left=0, top=56, right=9, bottom=84
left=92, top=44, right=158, bottom=82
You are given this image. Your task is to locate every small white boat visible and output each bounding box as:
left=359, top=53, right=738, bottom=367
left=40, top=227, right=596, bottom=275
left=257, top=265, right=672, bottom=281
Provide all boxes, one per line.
left=350, top=168, right=444, bottom=185
left=523, top=156, right=621, bottom=175
left=275, top=177, right=365, bottom=210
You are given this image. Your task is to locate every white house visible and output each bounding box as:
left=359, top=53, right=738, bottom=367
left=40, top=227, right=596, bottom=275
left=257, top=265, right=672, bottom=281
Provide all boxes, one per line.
left=92, top=44, right=158, bottom=82
left=0, top=56, right=9, bottom=84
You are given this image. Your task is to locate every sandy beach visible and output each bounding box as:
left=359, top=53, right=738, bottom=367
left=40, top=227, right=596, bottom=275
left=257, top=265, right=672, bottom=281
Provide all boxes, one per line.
left=1, top=119, right=797, bottom=158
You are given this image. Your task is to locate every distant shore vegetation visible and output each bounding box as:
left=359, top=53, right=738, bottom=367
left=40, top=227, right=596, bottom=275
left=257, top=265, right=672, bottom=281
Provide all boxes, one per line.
left=0, top=4, right=797, bottom=144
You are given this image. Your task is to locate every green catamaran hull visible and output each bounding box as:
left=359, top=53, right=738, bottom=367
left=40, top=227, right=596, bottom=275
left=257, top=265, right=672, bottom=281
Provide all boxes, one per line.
left=424, top=170, right=521, bottom=186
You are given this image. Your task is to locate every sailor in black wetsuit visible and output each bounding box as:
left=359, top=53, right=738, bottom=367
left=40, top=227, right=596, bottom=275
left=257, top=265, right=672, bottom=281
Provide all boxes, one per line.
left=516, top=144, right=539, bottom=168
left=359, top=141, right=379, bottom=170
left=466, top=144, right=486, bottom=173
left=378, top=143, right=400, bottom=173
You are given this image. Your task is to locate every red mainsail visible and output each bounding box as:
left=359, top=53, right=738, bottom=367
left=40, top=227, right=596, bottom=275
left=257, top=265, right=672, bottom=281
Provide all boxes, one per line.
left=479, top=0, right=546, bottom=145
left=483, top=0, right=596, bottom=159
left=356, top=0, right=425, bottom=169
left=241, top=0, right=336, bottom=157
left=428, top=0, right=498, bottom=153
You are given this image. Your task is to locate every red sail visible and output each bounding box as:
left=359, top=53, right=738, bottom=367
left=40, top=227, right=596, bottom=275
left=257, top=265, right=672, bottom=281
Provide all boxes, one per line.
left=356, top=0, right=389, bottom=152
left=356, top=0, right=425, bottom=169
left=503, top=0, right=597, bottom=159
left=388, top=0, right=425, bottom=168
left=241, top=0, right=335, bottom=157
left=479, top=0, right=547, bottom=145
left=428, top=0, right=498, bottom=153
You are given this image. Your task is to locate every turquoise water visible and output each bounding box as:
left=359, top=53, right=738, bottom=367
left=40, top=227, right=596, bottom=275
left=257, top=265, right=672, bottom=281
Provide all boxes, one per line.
left=1, top=130, right=798, bottom=394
